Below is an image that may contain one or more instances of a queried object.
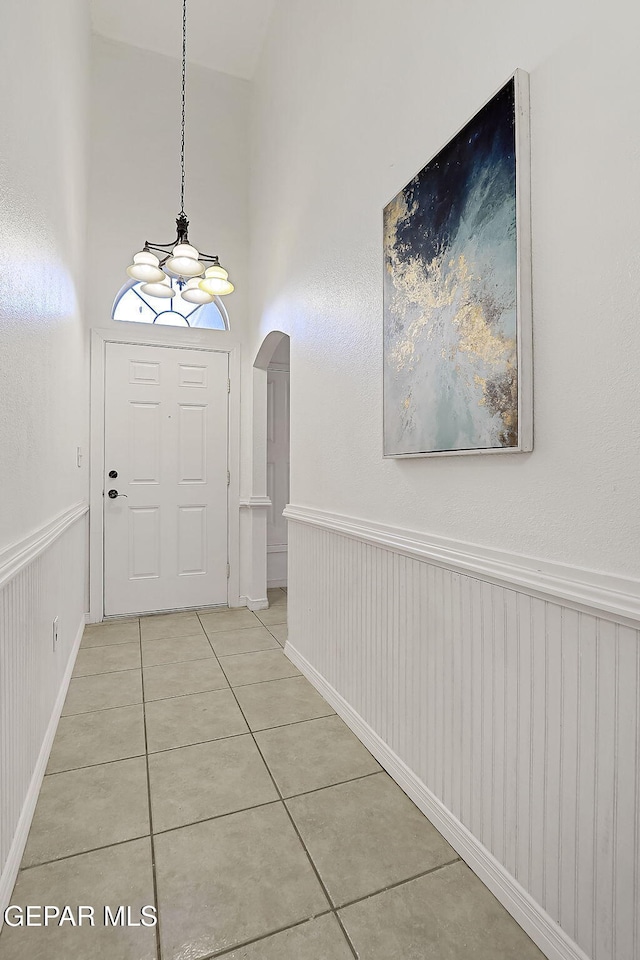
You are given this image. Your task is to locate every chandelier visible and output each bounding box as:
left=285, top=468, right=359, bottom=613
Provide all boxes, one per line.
left=124, top=0, right=234, bottom=304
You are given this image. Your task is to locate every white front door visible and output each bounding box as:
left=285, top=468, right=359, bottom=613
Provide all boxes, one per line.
left=104, top=342, right=229, bottom=616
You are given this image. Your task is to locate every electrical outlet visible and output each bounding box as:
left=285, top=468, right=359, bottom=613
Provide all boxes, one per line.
left=52, top=617, right=59, bottom=652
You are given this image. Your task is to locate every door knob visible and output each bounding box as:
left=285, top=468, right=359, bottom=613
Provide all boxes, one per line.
left=108, top=489, right=128, bottom=499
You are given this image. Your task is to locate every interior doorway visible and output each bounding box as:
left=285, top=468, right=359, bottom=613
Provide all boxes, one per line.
left=266, top=338, right=290, bottom=588
left=248, top=331, right=291, bottom=606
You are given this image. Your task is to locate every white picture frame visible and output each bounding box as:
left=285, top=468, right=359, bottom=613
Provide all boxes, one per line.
left=382, top=69, right=532, bottom=458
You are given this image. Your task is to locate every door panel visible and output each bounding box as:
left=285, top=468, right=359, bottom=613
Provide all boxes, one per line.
left=178, top=404, right=207, bottom=482
left=178, top=505, right=207, bottom=575
left=130, top=403, right=160, bottom=482
left=129, top=507, right=160, bottom=579
left=104, top=343, right=228, bottom=616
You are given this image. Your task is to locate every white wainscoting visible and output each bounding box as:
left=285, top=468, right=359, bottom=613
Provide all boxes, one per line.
left=0, top=503, right=88, bottom=919
left=284, top=506, right=640, bottom=960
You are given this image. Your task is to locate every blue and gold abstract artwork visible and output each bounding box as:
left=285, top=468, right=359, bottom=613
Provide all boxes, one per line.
left=383, top=73, right=532, bottom=457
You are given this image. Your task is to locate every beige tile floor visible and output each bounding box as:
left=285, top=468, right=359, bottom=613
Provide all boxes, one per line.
left=1, top=588, right=545, bottom=960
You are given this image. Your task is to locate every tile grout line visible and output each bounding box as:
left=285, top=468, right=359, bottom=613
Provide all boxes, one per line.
left=281, top=802, right=360, bottom=960
left=18, top=822, right=462, bottom=904
left=199, top=910, right=335, bottom=959
left=138, top=618, right=164, bottom=960
left=336, top=856, right=463, bottom=912
left=48, top=703, right=354, bottom=779
left=45, top=751, right=147, bottom=777
left=26, top=771, right=386, bottom=853
left=68, top=665, right=141, bottom=681
left=216, top=667, right=302, bottom=690
left=46, top=708, right=338, bottom=776
left=80, top=639, right=139, bottom=649
left=264, top=620, right=286, bottom=646
left=215, top=644, right=287, bottom=660
left=76, top=662, right=295, bottom=688
left=82, top=605, right=284, bottom=650
left=19, top=832, right=153, bottom=873
left=231, top=729, right=360, bottom=958
left=268, top=768, right=383, bottom=803
left=197, top=611, right=359, bottom=960
left=155, top=708, right=335, bottom=735
left=78, top=610, right=282, bottom=660
left=145, top=683, right=229, bottom=702
left=203, top=856, right=465, bottom=959
left=144, top=669, right=308, bottom=702
left=145, top=653, right=221, bottom=668
left=54, top=699, right=145, bottom=723
left=150, top=769, right=384, bottom=837
left=152, top=799, right=281, bottom=838
left=72, top=643, right=142, bottom=679
left=142, top=631, right=208, bottom=643
left=66, top=671, right=315, bottom=717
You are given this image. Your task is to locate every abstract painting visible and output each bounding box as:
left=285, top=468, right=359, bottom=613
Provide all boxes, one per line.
left=383, top=71, right=532, bottom=457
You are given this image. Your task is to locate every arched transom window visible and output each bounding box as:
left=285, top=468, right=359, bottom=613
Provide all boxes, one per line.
left=112, top=279, right=229, bottom=330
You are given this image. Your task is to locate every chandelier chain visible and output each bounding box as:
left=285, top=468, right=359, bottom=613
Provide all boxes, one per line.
left=180, top=0, right=187, bottom=215
left=126, top=0, right=234, bottom=298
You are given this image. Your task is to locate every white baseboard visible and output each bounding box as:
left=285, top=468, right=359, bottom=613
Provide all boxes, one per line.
left=267, top=579, right=287, bottom=589
left=285, top=641, right=592, bottom=960
left=241, top=595, right=269, bottom=611
left=0, top=615, right=85, bottom=923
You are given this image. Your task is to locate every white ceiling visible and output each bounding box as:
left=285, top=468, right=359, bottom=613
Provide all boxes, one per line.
left=90, top=0, right=276, bottom=80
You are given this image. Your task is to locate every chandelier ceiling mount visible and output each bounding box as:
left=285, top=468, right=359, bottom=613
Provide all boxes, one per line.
left=125, top=0, right=234, bottom=305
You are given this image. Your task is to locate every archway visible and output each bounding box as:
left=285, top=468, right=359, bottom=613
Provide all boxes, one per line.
left=242, top=331, right=290, bottom=609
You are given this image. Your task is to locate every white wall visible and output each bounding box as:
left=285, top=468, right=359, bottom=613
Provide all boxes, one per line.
left=0, top=0, right=90, bottom=547
left=250, top=3, right=640, bottom=959
left=250, top=0, right=640, bottom=579
left=0, top=0, right=90, bottom=919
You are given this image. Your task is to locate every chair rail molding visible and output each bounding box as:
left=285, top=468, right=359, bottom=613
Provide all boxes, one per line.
left=283, top=505, right=640, bottom=628
left=0, top=501, right=89, bottom=591
left=239, top=496, right=272, bottom=508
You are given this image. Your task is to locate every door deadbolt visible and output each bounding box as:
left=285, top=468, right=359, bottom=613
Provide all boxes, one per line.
left=108, top=489, right=128, bottom=499
left=108, top=470, right=118, bottom=478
